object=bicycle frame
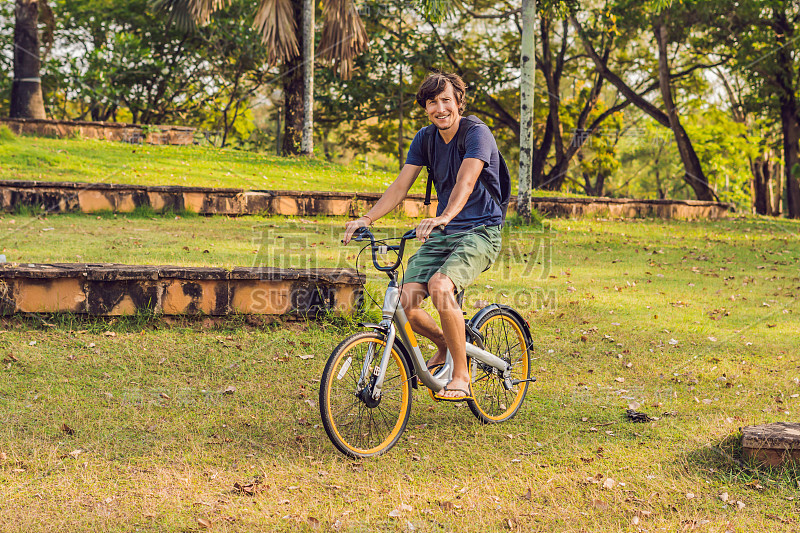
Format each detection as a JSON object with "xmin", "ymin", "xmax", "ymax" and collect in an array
[
  {"xmin": 349, "ymin": 226, "xmax": 512, "ymax": 400},
  {"xmin": 367, "ymin": 278, "xmax": 512, "ymax": 399}
]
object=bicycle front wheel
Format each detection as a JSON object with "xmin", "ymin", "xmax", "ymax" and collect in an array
[
  {"xmin": 319, "ymin": 331, "xmax": 413, "ymax": 458},
  {"xmin": 468, "ymin": 308, "xmax": 531, "ymax": 424}
]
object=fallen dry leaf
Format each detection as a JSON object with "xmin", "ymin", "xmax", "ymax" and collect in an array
[
  {"xmin": 602, "ymin": 478, "xmax": 616, "ymax": 490},
  {"xmin": 299, "ymin": 354, "xmax": 314, "ymax": 360},
  {"xmin": 439, "ymin": 501, "xmax": 455, "ymax": 511},
  {"xmin": 68, "ymin": 449, "xmax": 83, "ymax": 458},
  {"xmin": 0, "ymin": 452, "xmax": 7, "ymax": 461},
  {"xmin": 307, "ymin": 517, "xmax": 320, "ymax": 529},
  {"xmin": 521, "ymin": 488, "xmax": 532, "ymax": 501},
  {"xmin": 197, "ymin": 517, "xmax": 212, "ymax": 529},
  {"xmin": 103, "ymin": 331, "xmax": 116, "ymax": 337},
  {"xmin": 388, "ymin": 509, "xmax": 401, "ymax": 518},
  {"xmin": 719, "ymin": 492, "xmax": 729, "ymax": 502},
  {"xmin": 592, "ymin": 499, "xmax": 608, "ymax": 510},
  {"xmin": 233, "ymin": 481, "xmax": 266, "ymax": 496},
  {"xmin": 685, "ymin": 492, "xmax": 695, "ymax": 499},
  {"xmin": 223, "ymin": 386, "xmax": 236, "ymax": 395},
  {"xmin": 60, "ymin": 423, "xmax": 75, "ymax": 435}
]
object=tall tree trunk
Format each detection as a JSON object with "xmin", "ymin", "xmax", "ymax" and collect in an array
[
  {"xmin": 538, "ymin": 17, "xmax": 567, "ymax": 191},
  {"xmin": 778, "ymin": 99, "xmax": 800, "ymax": 218},
  {"xmin": 301, "ymin": 0, "xmax": 314, "ymax": 156},
  {"xmin": 398, "ymin": 70, "xmax": 404, "ymax": 170},
  {"xmin": 517, "ymin": 0, "xmax": 536, "ymax": 222},
  {"xmin": 654, "ymin": 22, "xmax": 714, "ymax": 201},
  {"xmin": 282, "ymin": 0, "xmax": 304, "ymax": 156},
  {"xmin": 10, "ymin": 0, "xmax": 46, "ymax": 119},
  {"xmin": 770, "ymin": 161, "xmax": 784, "ymax": 216},
  {"xmin": 772, "ymin": 8, "xmax": 800, "ymax": 218},
  {"xmin": 750, "ymin": 156, "xmax": 770, "ymax": 215}
]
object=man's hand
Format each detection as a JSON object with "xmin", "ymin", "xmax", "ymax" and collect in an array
[
  {"xmin": 416, "ymin": 216, "xmax": 449, "ymax": 242},
  {"xmin": 343, "ymin": 217, "xmax": 371, "ymax": 245}
]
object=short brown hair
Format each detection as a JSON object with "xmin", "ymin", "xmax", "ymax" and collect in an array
[{"xmin": 415, "ymin": 71, "xmax": 466, "ymax": 115}]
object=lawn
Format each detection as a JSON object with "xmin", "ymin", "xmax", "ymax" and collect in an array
[
  {"xmin": 0, "ymin": 130, "xmax": 405, "ymax": 193},
  {"xmin": 1, "ymin": 212, "xmax": 799, "ymax": 531},
  {"xmin": 0, "ymin": 130, "xmax": 593, "ymax": 199}
]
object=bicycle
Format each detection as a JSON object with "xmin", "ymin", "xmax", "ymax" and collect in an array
[{"xmin": 319, "ymin": 226, "xmax": 536, "ymax": 458}]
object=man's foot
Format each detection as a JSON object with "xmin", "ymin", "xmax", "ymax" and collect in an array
[
  {"xmin": 425, "ymin": 347, "xmax": 447, "ymax": 372},
  {"xmin": 434, "ymin": 377, "xmax": 473, "ymax": 401}
]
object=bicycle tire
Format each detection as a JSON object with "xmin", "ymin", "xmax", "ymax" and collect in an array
[
  {"xmin": 467, "ymin": 308, "xmax": 531, "ymax": 423},
  {"xmin": 319, "ymin": 331, "xmax": 413, "ymax": 458}
]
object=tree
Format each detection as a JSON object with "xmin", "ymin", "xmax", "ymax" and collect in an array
[
  {"xmin": 518, "ymin": 0, "xmax": 536, "ymax": 221},
  {"xmin": 708, "ymin": 0, "xmax": 800, "ymax": 218},
  {"xmin": 10, "ymin": 0, "xmax": 48, "ymax": 118},
  {"xmin": 44, "ymin": 0, "xmax": 272, "ymax": 146},
  {"xmin": 570, "ymin": 1, "xmax": 722, "ymax": 202},
  {"xmin": 154, "ymin": 0, "xmax": 368, "ymax": 155}
]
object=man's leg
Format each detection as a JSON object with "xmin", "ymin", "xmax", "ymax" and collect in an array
[
  {"xmin": 427, "ymin": 273, "xmax": 470, "ymax": 398},
  {"xmin": 399, "ymin": 282, "xmax": 448, "ymax": 368}
]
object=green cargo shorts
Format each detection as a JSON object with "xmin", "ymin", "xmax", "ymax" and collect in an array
[{"xmin": 402, "ymin": 225, "xmax": 502, "ymax": 293}]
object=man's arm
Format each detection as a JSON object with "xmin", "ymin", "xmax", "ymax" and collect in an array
[
  {"xmin": 343, "ymin": 163, "xmax": 423, "ymax": 244},
  {"xmin": 415, "ymin": 158, "xmax": 484, "ymax": 242}
]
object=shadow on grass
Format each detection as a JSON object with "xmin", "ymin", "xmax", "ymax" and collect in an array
[{"xmin": 684, "ymin": 431, "xmax": 800, "ymax": 491}]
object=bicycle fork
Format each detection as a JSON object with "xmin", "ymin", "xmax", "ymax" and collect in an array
[{"xmin": 367, "ymin": 282, "xmax": 402, "ymax": 400}]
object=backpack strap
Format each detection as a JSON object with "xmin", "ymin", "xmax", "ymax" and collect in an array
[
  {"xmin": 457, "ymin": 115, "xmax": 502, "ymax": 208},
  {"xmin": 423, "ymin": 124, "xmax": 437, "ymax": 206}
]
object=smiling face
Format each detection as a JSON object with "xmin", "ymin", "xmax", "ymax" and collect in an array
[{"xmin": 425, "ymin": 82, "xmax": 461, "ymax": 132}]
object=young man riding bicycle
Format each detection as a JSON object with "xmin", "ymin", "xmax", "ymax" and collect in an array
[{"xmin": 343, "ymin": 71, "xmax": 504, "ymax": 401}]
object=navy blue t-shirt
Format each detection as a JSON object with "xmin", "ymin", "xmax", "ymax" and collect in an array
[{"xmin": 405, "ymin": 119, "xmax": 503, "ymax": 233}]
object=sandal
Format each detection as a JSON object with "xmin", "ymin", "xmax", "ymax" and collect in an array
[{"xmin": 433, "ymin": 383, "xmax": 474, "ymax": 402}]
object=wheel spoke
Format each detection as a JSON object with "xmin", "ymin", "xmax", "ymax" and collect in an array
[
  {"xmin": 469, "ymin": 312, "xmax": 529, "ymax": 422},
  {"xmin": 322, "ymin": 334, "xmax": 410, "ymax": 456}
]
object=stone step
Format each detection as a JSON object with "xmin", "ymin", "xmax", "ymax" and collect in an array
[
  {"xmin": 741, "ymin": 422, "xmax": 800, "ymax": 467},
  {"xmin": 0, "ymin": 263, "xmax": 363, "ymax": 317},
  {"xmin": 1, "ymin": 117, "xmax": 194, "ymax": 145},
  {"xmin": 0, "ymin": 180, "xmax": 732, "ymax": 220}
]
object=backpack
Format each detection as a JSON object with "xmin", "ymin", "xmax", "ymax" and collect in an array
[{"xmin": 422, "ymin": 115, "xmax": 511, "ymax": 223}]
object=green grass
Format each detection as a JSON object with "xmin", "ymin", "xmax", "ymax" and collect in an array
[
  {"xmin": 1, "ymin": 213, "xmax": 800, "ymax": 531},
  {"xmin": 0, "ymin": 133, "xmax": 412, "ymax": 194},
  {"xmin": 0, "ymin": 131, "xmax": 593, "ymax": 199}
]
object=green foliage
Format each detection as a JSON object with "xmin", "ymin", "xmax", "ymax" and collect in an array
[
  {"xmin": 504, "ymin": 209, "xmax": 544, "ymax": 229},
  {"xmin": 35, "ymin": 0, "xmax": 273, "ymax": 147},
  {"xmin": 684, "ymin": 109, "xmax": 758, "ymax": 208},
  {"xmin": 0, "ymin": 126, "xmax": 17, "ymax": 143}
]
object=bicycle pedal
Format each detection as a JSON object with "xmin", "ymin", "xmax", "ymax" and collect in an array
[{"xmin": 508, "ymin": 377, "xmax": 537, "ymax": 389}]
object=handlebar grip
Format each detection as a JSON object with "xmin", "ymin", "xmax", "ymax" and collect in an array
[
  {"xmin": 402, "ymin": 228, "xmax": 417, "ymax": 240},
  {"xmin": 352, "ymin": 226, "xmax": 371, "ymax": 242}
]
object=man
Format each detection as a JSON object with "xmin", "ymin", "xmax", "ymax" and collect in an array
[{"xmin": 343, "ymin": 71, "xmax": 503, "ymax": 400}]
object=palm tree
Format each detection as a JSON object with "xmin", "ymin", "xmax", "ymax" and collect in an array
[
  {"xmin": 10, "ymin": 0, "xmax": 47, "ymax": 119},
  {"xmin": 153, "ymin": 0, "xmax": 368, "ymax": 155}
]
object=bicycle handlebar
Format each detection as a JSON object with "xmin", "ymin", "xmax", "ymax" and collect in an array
[{"xmin": 351, "ymin": 227, "xmax": 417, "ymax": 272}]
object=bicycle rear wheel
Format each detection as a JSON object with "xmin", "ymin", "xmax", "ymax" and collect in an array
[
  {"xmin": 319, "ymin": 331, "xmax": 412, "ymax": 458},
  {"xmin": 468, "ymin": 308, "xmax": 531, "ymax": 424}
]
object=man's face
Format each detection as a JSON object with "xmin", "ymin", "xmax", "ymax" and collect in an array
[{"xmin": 425, "ymin": 83, "xmax": 460, "ymax": 132}]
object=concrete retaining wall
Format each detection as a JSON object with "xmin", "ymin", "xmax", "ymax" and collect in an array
[
  {"xmin": 1, "ymin": 118, "xmax": 194, "ymax": 145},
  {"xmin": 0, "ymin": 263, "xmax": 364, "ymax": 317},
  {"xmin": 0, "ymin": 180, "xmax": 732, "ymax": 219}
]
